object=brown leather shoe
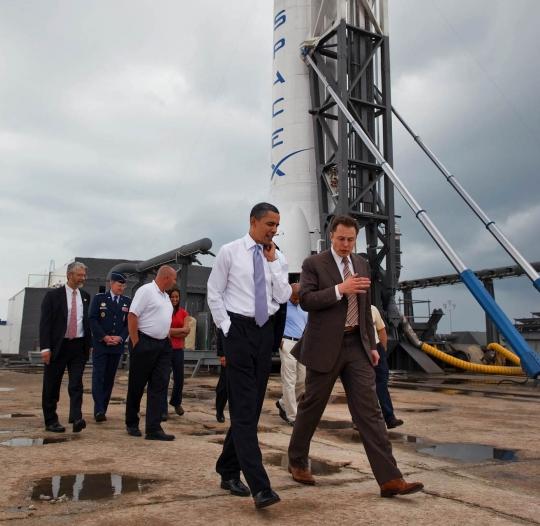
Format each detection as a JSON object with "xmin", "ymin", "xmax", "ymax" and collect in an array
[
  {"xmin": 288, "ymin": 464, "xmax": 315, "ymax": 485},
  {"xmin": 380, "ymin": 478, "xmax": 423, "ymax": 498}
]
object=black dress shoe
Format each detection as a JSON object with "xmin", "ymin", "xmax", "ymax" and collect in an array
[
  {"xmin": 126, "ymin": 426, "xmax": 142, "ymax": 437},
  {"xmin": 253, "ymin": 488, "xmax": 280, "ymax": 509},
  {"xmin": 220, "ymin": 478, "xmax": 251, "ymax": 497},
  {"xmin": 174, "ymin": 405, "xmax": 184, "ymax": 416},
  {"xmin": 145, "ymin": 430, "xmax": 175, "ymax": 441},
  {"xmin": 386, "ymin": 418, "xmax": 404, "ymax": 429},
  {"xmin": 216, "ymin": 412, "xmax": 225, "ymax": 423},
  {"xmin": 160, "ymin": 413, "xmax": 168, "ymax": 422},
  {"xmin": 45, "ymin": 422, "xmax": 65, "ymax": 433},
  {"xmin": 95, "ymin": 412, "xmax": 107, "ymax": 422},
  {"xmin": 275, "ymin": 401, "xmax": 289, "ymax": 423},
  {"xmin": 72, "ymin": 418, "xmax": 86, "ymax": 433}
]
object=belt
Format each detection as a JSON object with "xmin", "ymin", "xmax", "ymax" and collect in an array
[
  {"xmin": 227, "ymin": 311, "xmax": 276, "ymax": 325},
  {"xmin": 344, "ymin": 325, "xmax": 358, "ymax": 334},
  {"xmin": 283, "ymin": 336, "xmax": 300, "ymax": 342},
  {"xmin": 138, "ymin": 331, "xmax": 168, "ymax": 343}
]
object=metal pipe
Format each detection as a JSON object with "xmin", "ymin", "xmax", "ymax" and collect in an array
[
  {"xmin": 391, "ymin": 104, "xmax": 540, "ymax": 293},
  {"xmin": 304, "ymin": 51, "xmax": 540, "ymax": 378},
  {"xmin": 107, "ymin": 238, "xmax": 213, "ymax": 279}
]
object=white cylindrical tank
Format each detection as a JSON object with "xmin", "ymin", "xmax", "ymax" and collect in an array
[{"xmin": 270, "ymin": 0, "xmax": 319, "ymax": 273}]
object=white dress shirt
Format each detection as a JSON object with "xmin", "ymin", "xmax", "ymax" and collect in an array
[
  {"xmin": 65, "ymin": 284, "xmax": 84, "ymax": 338},
  {"xmin": 331, "ymin": 246, "xmax": 356, "ymax": 301},
  {"xmin": 129, "ymin": 280, "xmax": 173, "ymax": 339},
  {"xmin": 207, "ymin": 233, "xmax": 292, "ymax": 336}
]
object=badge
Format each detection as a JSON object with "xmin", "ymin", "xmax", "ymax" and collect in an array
[{"xmin": 101, "ymin": 312, "xmax": 106, "ymax": 318}]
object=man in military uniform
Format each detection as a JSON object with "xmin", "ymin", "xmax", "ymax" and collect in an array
[{"xmin": 89, "ymin": 271, "xmax": 131, "ymax": 422}]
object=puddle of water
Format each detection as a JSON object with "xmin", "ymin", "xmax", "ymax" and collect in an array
[
  {"xmin": 0, "ymin": 387, "xmax": 15, "ymax": 392},
  {"xmin": 31, "ymin": 473, "xmax": 156, "ymax": 501},
  {"xmin": 183, "ymin": 391, "xmax": 214, "ymax": 400},
  {"xmin": 0, "ymin": 413, "xmax": 36, "ymax": 419},
  {"xmin": 387, "ymin": 432, "xmax": 424, "ymax": 444},
  {"xmin": 108, "ymin": 398, "xmax": 125, "ymax": 405},
  {"xmin": 1, "ymin": 436, "xmax": 75, "ymax": 447},
  {"xmin": 418, "ymin": 443, "xmax": 518, "ymax": 462},
  {"xmin": 317, "ymin": 419, "xmax": 353, "ymax": 430},
  {"xmin": 264, "ymin": 453, "xmax": 342, "ymax": 475}
]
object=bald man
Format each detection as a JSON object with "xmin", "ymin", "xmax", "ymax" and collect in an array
[{"xmin": 125, "ymin": 266, "xmax": 177, "ymax": 441}]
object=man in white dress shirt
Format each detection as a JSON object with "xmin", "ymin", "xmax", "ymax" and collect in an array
[
  {"xmin": 207, "ymin": 202, "xmax": 291, "ymax": 509},
  {"xmin": 125, "ymin": 265, "xmax": 177, "ymax": 441}
]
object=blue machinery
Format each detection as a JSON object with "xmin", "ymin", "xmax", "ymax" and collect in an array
[{"xmin": 303, "ymin": 50, "xmax": 540, "ymax": 378}]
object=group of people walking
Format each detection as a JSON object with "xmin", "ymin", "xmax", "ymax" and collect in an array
[
  {"xmin": 39, "ymin": 201, "xmax": 424, "ymax": 510},
  {"xmin": 40, "ymin": 264, "xmax": 189, "ymax": 440}
]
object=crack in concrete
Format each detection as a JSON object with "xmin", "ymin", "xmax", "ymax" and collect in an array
[{"xmin": 422, "ymin": 489, "xmax": 540, "ymax": 525}]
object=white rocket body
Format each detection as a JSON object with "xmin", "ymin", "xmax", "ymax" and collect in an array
[
  {"xmin": 270, "ymin": 1, "xmax": 386, "ymax": 272},
  {"xmin": 270, "ymin": 1, "xmax": 319, "ymax": 273}
]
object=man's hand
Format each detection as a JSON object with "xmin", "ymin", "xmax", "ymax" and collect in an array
[
  {"xmin": 262, "ymin": 242, "xmax": 277, "ymax": 262},
  {"xmin": 219, "ymin": 356, "xmax": 226, "ymax": 367},
  {"xmin": 41, "ymin": 351, "xmax": 51, "ymax": 365},
  {"xmin": 370, "ymin": 349, "xmax": 380, "ymax": 366},
  {"xmin": 338, "ymin": 274, "xmax": 371, "ymax": 295}
]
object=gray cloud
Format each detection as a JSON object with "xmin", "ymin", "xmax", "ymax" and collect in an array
[{"xmin": 0, "ymin": 0, "xmax": 538, "ymax": 333}]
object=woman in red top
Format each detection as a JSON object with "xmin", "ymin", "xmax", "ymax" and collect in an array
[{"xmin": 162, "ymin": 287, "xmax": 190, "ymax": 419}]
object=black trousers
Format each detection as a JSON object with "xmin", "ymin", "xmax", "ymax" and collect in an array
[
  {"xmin": 215, "ymin": 314, "xmax": 274, "ymax": 495},
  {"xmin": 162, "ymin": 348, "xmax": 184, "ymax": 413},
  {"xmin": 42, "ymin": 338, "xmax": 87, "ymax": 426},
  {"xmin": 375, "ymin": 342, "xmax": 395, "ymax": 423},
  {"xmin": 215, "ymin": 365, "xmax": 228, "ymax": 415},
  {"xmin": 125, "ymin": 332, "xmax": 172, "ymax": 433}
]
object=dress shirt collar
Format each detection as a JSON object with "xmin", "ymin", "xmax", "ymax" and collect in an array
[
  {"xmin": 243, "ymin": 233, "xmax": 262, "ymax": 251},
  {"xmin": 65, "ymin": 284, "xmax": 79, "ymax": 295},
  {"xmin": 331, "ymin": 246, "xmax": 352, "ymax": 268}
]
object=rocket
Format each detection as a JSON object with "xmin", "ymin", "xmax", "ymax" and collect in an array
[
  {"xmin": 269, "ymin": 1, "xmax": 320, "ymax": 274},
  {"xmin": 269, "ymin": 1, "xmax": 378, "ymax": 272}
]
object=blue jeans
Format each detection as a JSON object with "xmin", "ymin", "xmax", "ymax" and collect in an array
[{"xmin": 374, "ymin": 343, "xmax": 395, "ymax": 423}]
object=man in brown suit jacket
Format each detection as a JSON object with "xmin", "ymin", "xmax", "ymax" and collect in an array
[{"xmin": 288, "ymin": 215, "xmax": 423, "ymax": 498}]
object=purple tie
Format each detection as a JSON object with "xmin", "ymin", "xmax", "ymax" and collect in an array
[{"xmin": 253, "ymin": 245, "xmax": 268, "ymax": 327}]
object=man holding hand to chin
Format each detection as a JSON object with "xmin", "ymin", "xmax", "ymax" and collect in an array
[
  {"xmin": 207, "ymin": 202, "xmax": 291, "ymax": 509},
  {"xmin": 287, "ymin": 215, "xmax": 424, "ymax": 498}
]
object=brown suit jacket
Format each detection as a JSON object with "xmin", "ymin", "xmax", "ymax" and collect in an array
[{"xmin": 291, "ymin": 250, "xmax": 376, "ymax": 373}]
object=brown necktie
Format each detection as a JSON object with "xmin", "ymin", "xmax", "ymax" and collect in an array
[
  {"xmin": 67, "ymin": 290, "xmax": 78, "ymax": 339},
  {"xmin": 342, "ymin": 257, "xmax": 358, "ymax": 327}
]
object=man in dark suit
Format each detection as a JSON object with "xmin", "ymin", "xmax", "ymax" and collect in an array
[
  {"xmin": 89, "ymin": 271, "xmax": 131, "ymax": 422},
  {"xmin": 40, "ymin": 261, "xmax": 92, "ymax": 433},
  {"xmin": 288, "ymin": 215, "xmax": 423, "ymax": 498}
]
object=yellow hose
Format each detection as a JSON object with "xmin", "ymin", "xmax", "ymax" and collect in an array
[
  {"xmin": 421, "ymin": 343, "xmax": 524, "ymax": 375},
  {"xmin": 486, "ymin": 342, "xmax": 521, "ymax": 365}
]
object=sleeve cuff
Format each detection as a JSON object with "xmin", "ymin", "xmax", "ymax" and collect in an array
[
  {"xmin": 220, "ymin": 318, "xmax": 231, "ymax": 337},
  {"xmin": 335, "ymin": 285, "xmax": 342, "ymax": 301},
  {"xmin": 41, "ymin": 349, "xmax": 50, "ymax": 353}
]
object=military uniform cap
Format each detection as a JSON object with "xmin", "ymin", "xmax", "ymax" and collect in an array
[{"xmin": 110, "ymin": 271, "xmax": 127, "ymax": 283}]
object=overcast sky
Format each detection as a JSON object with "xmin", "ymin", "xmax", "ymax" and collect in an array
[{"xmin": 0, "ymin": 0, "xmax": 538, "ymax": 333}]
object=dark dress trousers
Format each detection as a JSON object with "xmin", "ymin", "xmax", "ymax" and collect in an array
[
  {"xmin": 215, "ymin": 329, "xmax": 228, "ymax": 416},
  {"xmin": 289, "ymin": 250, "xmax": 402, "ymax": 485},
  {"xmin": 215, "ymin": 313, "xmax": 275, "ymax": 495},
  {"xmin": 89, "ymin": 292, "xmax": 131, "ymax": 416},
  {"xmin": 39, "ymin": 286, "xmax": 92, "ymax": 426}
]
